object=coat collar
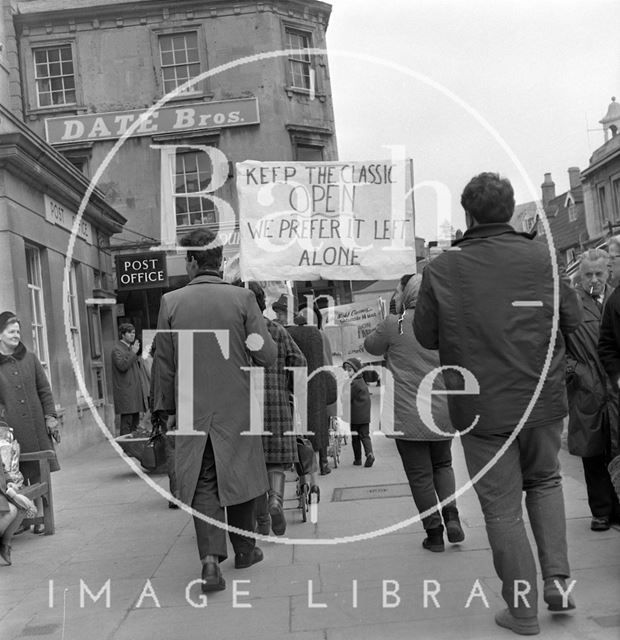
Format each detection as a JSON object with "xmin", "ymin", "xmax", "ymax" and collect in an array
[
  {"xmin": 0, "ymin": 341, "xmax": 26, "ymax": 364},
  {"xmin": 453, "ymin": 223, "xmax": 534, "ymax": 246},
  {"xmin": 187, "ymin": 273, "xmax": 226, "ymax": 286}
]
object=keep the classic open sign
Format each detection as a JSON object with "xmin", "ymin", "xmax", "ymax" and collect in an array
[{"xmin": 115, "ymin": 252, "xmax": 168, "ymax": 291}]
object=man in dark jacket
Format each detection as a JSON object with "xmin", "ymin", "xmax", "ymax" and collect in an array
[
  {"xmin": 111, "ymin": 323, "xmax": 146, "ymax": 435},
  {"xmin": 414, "ymin": 172, "xmax": 582, "ymax": 635},
  {"xmin": 343, "ymin": 357, "xmax": 374, "ymax": 467},
  {"xmin": 567, "ymin": 250, "xmax": 619, "ymax": 532}
]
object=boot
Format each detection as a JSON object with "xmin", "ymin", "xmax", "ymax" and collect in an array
[
  {"xmin": 255, "ymin": 492, "xmax": 270, "ymax": 535},
  {"xmin": 422, "ymin": 525, "xmax": 445, "ymax": 552},
  {"xmin": 442, "ymin": 508, "xmax": 465, "ymax": 543},
  {"xmin": 268, "ymin": 470, "xmax": 287, "ymax": 536}
]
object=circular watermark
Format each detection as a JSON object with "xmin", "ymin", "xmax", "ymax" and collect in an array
[{"xmin": 62, "ymin": 48, "xmax": 559, "ymax": 545}]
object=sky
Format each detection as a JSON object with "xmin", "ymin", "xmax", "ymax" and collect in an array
[{"xmin": 324, "ymin": 0, "xmax": 620, "ymax": 240}]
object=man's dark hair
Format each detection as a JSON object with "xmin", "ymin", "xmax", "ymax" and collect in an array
[
  {"xmin": 460, "ymin": 172, "xmax": 515, "ymax": 224},
  {"xmin": 118, "ymin": 322, "xmax": 135, "ymax": 339},
  {"xmin": 180, "ymin": 228, "xmax": 223, "ymax": 271}
]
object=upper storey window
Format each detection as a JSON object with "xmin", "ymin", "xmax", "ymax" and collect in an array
[
  {"xmin": 33, "ymin": 45, "xmax": 76, "ymax": 108},
  {"xmin": 159, "ymin": 32, "xmax": 201, "ymax": 94},
  {"xmin": 286, "ymin": 28, "xmax": 312, "ymax": 91}
]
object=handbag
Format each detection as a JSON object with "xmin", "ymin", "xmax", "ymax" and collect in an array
[
  {"xmin": 140, "ymin": 426, "xmax": 167, "ymax": 473},
  {"xmin": 295, "ymin": 436, "xmax": 317, "ymax": 476}
]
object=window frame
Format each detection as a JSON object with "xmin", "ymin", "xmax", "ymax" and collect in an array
[
  {"xmin": 67, "ymin": 262, "xmax": 84, "ymax": 376},
  {"xmin": 281, "ymin": 21, "xmax": 323, "ymax": 98},
  {"xmin": 598, "ymin": 184, "xmax": 608, "ymax": 226},
  {"xmin": 24, "ymin": 245, "xmax": 52, "ymax": 381},
  {"xmin": 612, "ymin": 176, "xmax": 620, "ymax": 223},
  {"xmin": 22, "ymin": 37, "xmax": 82, "ymax": 115},
  {"xmin": 150, "ymin": 25, "xmax": 209, "ymax": 100}
]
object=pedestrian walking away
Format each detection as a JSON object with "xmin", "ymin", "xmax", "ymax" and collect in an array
[
  {"xmin": 154, "ymin": 229, "xmax": 277, "ymax": 593},
  {"xmin": 413, "ymin": 172, "xmax": 582, "ymax": 634},
  {"xmin": 566, "ymin": 249, "xmax": 620, "ymax": 532},
  {"xmin": 341, "ymin": 357, "xmax": 375, "ymax": 469},
  {"xmin": 364, "ymin": 275, "xmax": 464, "ymax": 553}
]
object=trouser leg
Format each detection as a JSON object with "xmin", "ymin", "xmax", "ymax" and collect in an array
[
  {"xmin": 119, "ymin": 413, "xmax": 139, "ymax": 436},
  {"xmin": 355, "ymin": 423, "xmax": 373, "ymax": 456},
  {"xmin": 462, "ymin": 431, "xmax": 538, "ymax": 617},
  {"xmin": 395, "ymin": 438, "xmax": 442, "ymax": 530},
  {"xmin": 226, "ymin": 499, "xmax": 257, "ymax": 556},
  {"xmin": 581, "ymin": 455, "xmax": 615, "ymax": 518},
  {"xmin": 351, "ymin": 430, "xmax": 362, "ymax": 460},
  {"xmin": 520, "ymin": 424, "xmax": 570, "ymax": 580},
  {"xmin": 192, "ymin": 437, "xmax": 228, "ymax": 561}
]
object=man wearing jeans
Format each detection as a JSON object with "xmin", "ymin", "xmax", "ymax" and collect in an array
[{"xmin": 414, "ymin": 172, "xmax": 582, "ymax": 635}]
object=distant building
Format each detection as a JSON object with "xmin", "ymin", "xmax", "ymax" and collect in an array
[
  {"xmin": 582, "ymin": 96, "xmax": 620, "ymax": 243},
  {"xmin": 512, "ymin": 168, "xmax": 588, "ymax": 272}
]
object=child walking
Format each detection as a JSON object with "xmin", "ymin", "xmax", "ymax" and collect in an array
[{"xmin": 343, "ymin": 358, "xmax": 375, "ymax": 467}]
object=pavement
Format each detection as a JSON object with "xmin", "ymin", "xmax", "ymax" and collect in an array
[{"xmin": 1, "ymin": 387, "xmax": 619, "ymax": 640}]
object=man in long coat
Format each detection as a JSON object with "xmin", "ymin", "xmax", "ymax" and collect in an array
[
  {"xmin": 155, "ymin": 229, "xmax": 277, "ymax": 593},
  {"xmin": 567, "ymin": 250, "xmax": 620, "ymax": 532},
  {"xmin": 111, "ymin": 323, "xmax": 146, "ymax": 435}
]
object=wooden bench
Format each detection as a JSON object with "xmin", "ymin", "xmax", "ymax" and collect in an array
[{"xmin": 18, "ymin": 450, "xmax": 56, "ymax": 535}]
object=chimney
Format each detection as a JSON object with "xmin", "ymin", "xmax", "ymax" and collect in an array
[
  {"xmin": 541, "ymin": 173, "xmax": 556, "ymax": 208},
  {"xmin": 568, "ymin": 167, "xmax": 581, "ymax": 191}
]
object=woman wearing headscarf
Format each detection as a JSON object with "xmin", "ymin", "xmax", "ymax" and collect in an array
[
  {"xmin": 364, "ymin": 275, "xmax": 465, "ymax": 552},
  {"xmin": 0, "ymin": 312, "xmax": 59, "ymax": 534}
]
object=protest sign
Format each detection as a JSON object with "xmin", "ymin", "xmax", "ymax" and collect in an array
[
  {"xmin": 236, "ymin": 159, "xmax": 415, "ymax": 280},
  {"xmin": 323, "ymin": 299, "xmax": 384, "ymax": 364}
]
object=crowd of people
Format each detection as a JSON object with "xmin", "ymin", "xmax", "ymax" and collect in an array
[{"xmin": 1, "ymin": 171, "xmax": 619, "ymax": 636}]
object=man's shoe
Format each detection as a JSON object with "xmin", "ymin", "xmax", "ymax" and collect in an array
[
  {"xmin": 234, "ymin": 547, "xmax": 264, "ymax": 569},
  {"xmin": 543, "ymin": 577, "xmax": 576, "ymax": 611},
  {"xmin": 320, "ymin": 464, "xmax": 331, "ymax": 475},
  {"xmin": 422, "ymin": 525, "xmax": 445, "ymax": 552},
  {"xmin": 494, "ymin": 609, "xmax": 540, "ymax": 635},
  {"xmin": 591, "ymin": 516, "xmax": 610, "ymax": 531},
  {"xmin": 364, "ymin": 453, "xmax": 375, "ymax": 468},
  {"xmin": 445, "ymin": 516, "xmax": 465, "ymax": 543},
  {"xmin": 201, "ymin": 561, "xmax": 225, "ymax": 592},
  {"xmin": 353, "ymin": 459, "xmax": 362, "ymax": 466}
]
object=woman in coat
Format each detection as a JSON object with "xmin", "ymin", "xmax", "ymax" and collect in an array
[
  {"xmin": 364, "ymin": 275, "xmax": 464, "ymax": 552},
  {"xmin": 245, "ymin": 283, "xmax": 307, "ymax": 536},
  {"xmin": 0, "ymin": 312, "xmax": 59, "ymax": 480},
  {"xmin": 272, "ymin": 295, "xmax": 337, "ymax": 477},
  {"xmin": 0, "ymin": 312, "xmax": 59, "ymax": 535}
]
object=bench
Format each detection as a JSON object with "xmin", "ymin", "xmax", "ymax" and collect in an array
[{"xmin": 18, "ymin": 450, "xmax": 56, "ymax": 535}]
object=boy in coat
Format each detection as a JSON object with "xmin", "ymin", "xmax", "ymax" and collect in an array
[{"xmin": 343, "ymin": 358, "xmax": 374, "ymax": 467}]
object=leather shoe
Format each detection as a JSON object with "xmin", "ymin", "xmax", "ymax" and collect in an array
[
  {"xmin": 320, "ymin": 463, "xmax": 331, "ymax": 475},
  {"xmin": 201, "ymin": 561, "xmax": 225, "ymax": 592},
  {"xmin": 353, "ymin": 459, "xmax": 362, "ymax": 466},
  {"xmin": 494, "ymin": 609, "xmax": 540, "ymax": 635},
  {"xmin": 591, "ymin": 516, "xmax": 610, "ymax": 531},
  {"xmin": 0, "ymin": 543, "xmax": 12, "ymax": 565},
  {"xmin": 543, "ymin": 577, "xmax": 576, "ymax": 611},
  {"xmin": 234, "ymin": 546, "xmax": 263, "ymax": 569},
  {"xmin": 364, "ymin": 453, "xmax": 375, "ymax": 468}
]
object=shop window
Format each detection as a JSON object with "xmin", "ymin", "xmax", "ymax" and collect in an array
[
  {"xmin": 33, "ymin": 44, "xmax": 76, "ymax": 108},
  {"xmin": 158, "ymin": 32, "xmax": 201, "ymax": 95},
  {"xmin": 175, "ymin": 149, "xmax": 217, "ymax": 227},
  {"xmin": 285, "ymin": 27, "xmax": 313, "ymax": 91},
  {"xmin": 67, "ymin": 263, "xmax": 84, "ymax": 375},
  {"xmin": 25, "ymin": 245, "xmax": 51, "ymax": 379}
]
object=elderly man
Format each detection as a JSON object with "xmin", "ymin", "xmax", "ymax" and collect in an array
[
  {"xmin": 566, "ymin": 250, "xmax": 619, "ymax": 532},
  {"xmin": 155, "ymin": 229, "xmax": 277, "ymax": 593},
  {"xmin": 414, "ymin": 172, "xmax": 582, "ymax": 635},
  {"xmin": 111, "ymin": 323, "xmax": 146, "ymax": 435}
]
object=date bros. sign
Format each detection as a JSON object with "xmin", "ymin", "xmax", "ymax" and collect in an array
[{"xmin": 115, "ymin": 252, "xmax": 168, "ymax": 290}]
